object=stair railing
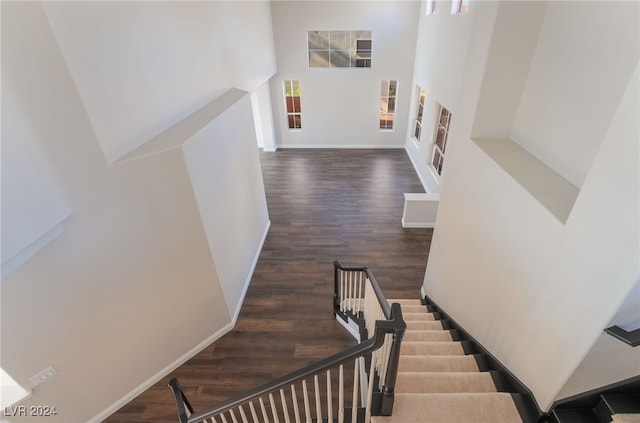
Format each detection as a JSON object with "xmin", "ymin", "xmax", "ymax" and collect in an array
[
  {"xmin": 333, "ymin": 260, "xmax": 405, "ymax": 416},
  {"xmin": 169, "ymin": 262, "xmax": 405, "ymax": 423}
]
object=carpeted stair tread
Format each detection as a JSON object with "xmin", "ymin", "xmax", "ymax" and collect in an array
[
  {"xmin": 406, "ymin": 319, "xmax": 444, "ymax": 330},
  {"xmin": 403, "ymin": 330, "xmax": 454, "ymax": 342},
  {"xmin": 370, "ymin": 393, "xmax": 523, "ymax": 423},
  {"xmin": 398, "ymin": 355, "xmax": 479, "ymax": 372},
  {"xmin": 388, "ymin": 299, "xmax": 423, "ymax": 306},
  {"xmin": 400, "ymin": 304, "xmax": 429, "ymax": 313},
  {"xmin": 613, "ymin": 415, "xmax": 640, "ymax": 423},
  {"xmin": 396, "ymin": 372, "xmax": 497, "ymax": 393},
  {"xmin": 401, "ymin": 341, "xmax": 465, "ymax": 355},
  {"xmin": 403, "ymin": 312, "xmax": 436, "ymax": 321}
]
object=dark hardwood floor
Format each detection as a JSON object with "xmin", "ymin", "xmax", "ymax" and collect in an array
[{"xmin": 104, "ymin": 148, "xmax": 432, "ymax": 423}]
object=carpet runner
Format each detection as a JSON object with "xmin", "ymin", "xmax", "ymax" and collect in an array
[{"xmin": 371, "ymin": 299, "xmax": 523, "ymax": 423}]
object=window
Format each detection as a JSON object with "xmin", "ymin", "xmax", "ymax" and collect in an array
[
  {"xmin": 283, "ymin": 80, "xmax": 302, "ymax": 130},
  {"xmin": 451, "ymin": 0, "xmax": 469, "ymax": 14},
  {"xmin": 431, "ymin": 104, "xmax": 451, "ymax": 175},
  {"xmin": 379, "ymin": 80, "xmax": 397, "ymax": 130},
  {"xmin": 308, "ymin": 31, "xmax": 372, "ymax": 68},
  {"xmin": 413, "ymin": 87, "xmax": 427, "ymax": 141},
  {"xmin": 426, "ymin": 0, "xmax": 436, "ymax": 15}
]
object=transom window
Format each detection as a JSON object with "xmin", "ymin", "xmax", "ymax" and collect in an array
[
  {"xmin": 283, "ymin": 80, "xmax": 302, "ymax": 130},
  {"xmin": 431, "ymin": 104, "xmax": 451, "ymax": 176},
  {"xmin": 451, "ymin": 0, "xmax": 469, "ymax": 14},
  {"xmin": 308, "ymin": 31, "xmax": 372, "ymax": 68},
  {"xmin": 426, "ymin": 0, "xmax": 437, "ymax": 15},
  {"xmin": 413, "ymin": 86, "xmax": 427, "ymax": 140},
  {"xmin": 379, "ymin": 80, "xmax": 397, "ymax": 130}
]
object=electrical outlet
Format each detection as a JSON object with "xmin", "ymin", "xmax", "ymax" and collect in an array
[{"xmin": 30, "ymin": 366, "xmax": 56, "ymax": 386}]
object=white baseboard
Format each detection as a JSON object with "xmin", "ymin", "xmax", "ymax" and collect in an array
[
  {"xmin": 91, "ymin": 219, "xmax": 271, "ymax": 423},
  {"xmin": 89, "ymin": 321, "xmax": 234, "ymax": 423},
  {"xmin": 277, "ymin": 144, "xmax": 404, "ymax": 149},
  {"xmin": 230, "ymin": 219, "xmax": 271, "ymax": 323},
  {"xmin": 401, "ymin": 217, "xmax": 435, "ymax": 228}
]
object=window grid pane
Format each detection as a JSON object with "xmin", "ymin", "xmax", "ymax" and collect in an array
[
  {"xmin": 413, "ymin": 87, "xmax": 427, "ymax": 141},
  {"xmin": 380, "ymin": 80, "xmax": 397, "ymax": 130},
  {"xmin": 284, "ymin": 80, "xmax": 302, "ymax": 130},
  {"xmin": 430, "ymin": 104, "xmax": 451, "ymax": 176},
  {"xmin": 308, "ymin": 30, "xmax": 371, "ymax": 68}
]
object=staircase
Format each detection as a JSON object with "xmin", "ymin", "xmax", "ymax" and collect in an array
[
  {"xmin": 371, "ymin": 299, "xmax": 526, "ymax": 423},
  {"xmin": 550, "ymin": 392, "xmax": 640, "ymax": 423},
  {"xmin": 168, "ymin": 262, "xmax": 545, "ymax": 423}
]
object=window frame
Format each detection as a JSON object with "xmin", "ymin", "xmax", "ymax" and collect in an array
[
  {"xmin": 430, "ymin": 103, "xmax": 451, "ymax": 176},
  {"xmin": 426, "ymin": 0, "xmax": 436, "ymax": 15},
  {"xmin": 307, "ymin": 30, "xmax": 372, "ymax": 69},
  {"xmin": 451, "ymin": 0, "xmax": 469, "ymax": 14},
  {"xmin": 413, "ymin": 86, "xmax": 427, "ymax": 142},
  {"xmin": 379, "ymin": 80, "xmax": 397, "ymax": 131},
  {"xmin": 283, "ymin": 80, "xmax": 302, "ymax": 131}
]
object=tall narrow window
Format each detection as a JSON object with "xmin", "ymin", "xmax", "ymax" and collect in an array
[
  {"xmin": 426, "ymin": 0, "xmax": 437, "ymax": 15},
  {"xmin": 413, "ymin": 87, "xmax": 427, "ymax": 141},
  {"xmin": 283, "ymin": 80, "xmax": 302, "ymax": 130},
  {"xmin": 431, "ymin": 104, "xmax": 451, "ymax": 175},
  {"xmin": 451, "ymin": 0, "xmax": 469, "ymax": 14},
  {"xmin": 379, "ymin": 80, "xmax": 397, "ymax": 130}
]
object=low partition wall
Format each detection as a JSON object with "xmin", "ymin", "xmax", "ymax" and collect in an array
[{"xmin": 401, "ymin": 193, "xmax": 440, "ymax": 228}]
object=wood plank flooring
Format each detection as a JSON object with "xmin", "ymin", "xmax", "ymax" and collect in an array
[{"xmin": 104, "ymin": 149, "xmax": 432, "ymax": 423}]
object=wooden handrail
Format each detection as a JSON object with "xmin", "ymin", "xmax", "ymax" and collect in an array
[
  {"xmin": 171, "ymin": 307, "xmax": 404, "ymax": 423},
  {"xmin": 170, "ymin": 262, "xmax": 406, "ymax": 423}
]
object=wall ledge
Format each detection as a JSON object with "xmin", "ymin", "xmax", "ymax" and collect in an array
[
  {"xmin": 472, "ymin": 138, "xmax": 579, "ymax": 224},
  {"xmin": 113, "ymin": 88, "xmax": 249, "ymax": 165}
]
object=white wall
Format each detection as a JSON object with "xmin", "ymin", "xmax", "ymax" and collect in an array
[
  {"xmin": 183, "ymin": 94, "xmax": 270, "ymax": 322},
  {"xmin": 269, "ymin": 1, "xmax": 419, "ymax": 148},
  {"xmin": 1, "ymin": 2, "xmax": 274, "ymax": 421},
  {"xmin": 251, "ymin": 80, "xmax": 278, "ymax": 152},
  {"xmin": 405, "ymin": 0, "xmax": 476, "ymax": 193},
  {"xmin": 422, "ymin": 0, "xmax": 639, "ymax": 411},
  {"xmin": 557, "ymin": 281, "xmax": 640, "ymax": 401},
  {"xmin": 41, "ymin": 1, "xmax": 276, "ymax": 164},
  {"xmin": 512, "ymin": 1, "xmax": 639, "ymax": 188},
  {"xmin": 1, "ymin": 83, "xmax": 74, "ymax": 276}
]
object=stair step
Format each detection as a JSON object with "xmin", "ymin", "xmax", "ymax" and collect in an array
[
  {"xmin": 370, "ymin": 393, "xmax": 523, "ymax": 423},
  {"xmin": 398, "ymin": 355, "xmax": 479, "ymax": 372},
  {"xmin": 551, "ymin": 408, "xmax": 600, "ymax": 423},
  {"xmin": 400, "ymin": 341, "xmax": 465, "ymax": 356},
  {"xmin": 612, "ymin": 415, "xmax": 640, "ymax": 423},
  {"xmin": 399, "ymin": 304, "xmax": 429, "ymax": 313},
  {"xmin": 395, "ymin": 372, "xmax": 497, "ymax": 393},
  {"xmin": 402, "ymin": 312, "xmax": 436, "ymax": 321},
  {"xmin": 388, "ymin": 299, "xmax": 423, "ymax": 306},
  {"xmin": 403, "ymin": 330, "xmax": 455, "ymax": 342},
  {"xmin": 405, "ymin": 320, "xmax": 444, "ymax": 330},
  {"xmin": 596, "ymin": 393, "xmax": 640, "ymax": 421}
]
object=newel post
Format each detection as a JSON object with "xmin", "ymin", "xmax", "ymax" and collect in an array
[{"xmin": 380, "ymin": 303, "xmax": 406, "ymax": 416}]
